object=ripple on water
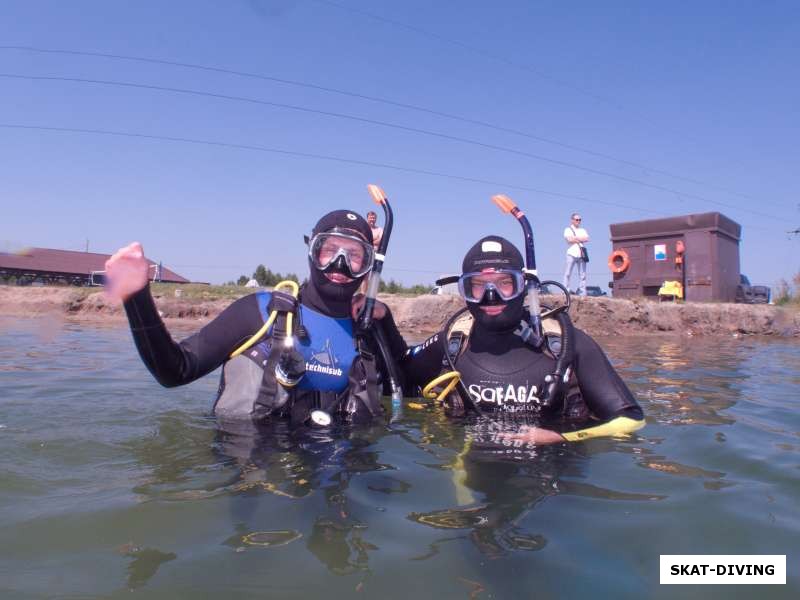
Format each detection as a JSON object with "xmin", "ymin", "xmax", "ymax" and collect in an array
[{"xmin": 1, "ymin": 323, "xmax": 799, "ymax": 598}]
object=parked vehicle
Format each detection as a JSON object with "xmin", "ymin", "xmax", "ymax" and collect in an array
[
  {"xmin": 586, "ymin": 286, "xmax": 608, "ymax": 297},
  {"xmin": 540, "ymin": 284, "xmax": 606, "ymax": 297},
  {"xmin": 540, "ymin": 283, "xmax": 555, "ymax": 295},
  {"xmin": 430, "ymin": 283, "xmax": 459, "ymax": 296},
  {"xmin": 735, "ymin": 274, "xmax": 770, "ymax": 304}
]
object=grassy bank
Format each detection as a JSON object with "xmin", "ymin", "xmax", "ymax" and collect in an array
[{"xmin": 149, "ymin": 283, "xmax": 251, "ymax": 301}]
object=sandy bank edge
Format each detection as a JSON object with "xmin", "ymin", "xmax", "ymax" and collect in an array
[{"xmin": 1, "ymin": 286, "xmax": 797, "ymax": 338}]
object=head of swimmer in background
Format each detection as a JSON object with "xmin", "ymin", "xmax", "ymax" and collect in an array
[
  {"xmin": 307, "ymin": 210, "xmax": 375, "ymax": 303},
  {"xmin": 461, "ymin": 235, "xmax": 526, "ymax": 332}
]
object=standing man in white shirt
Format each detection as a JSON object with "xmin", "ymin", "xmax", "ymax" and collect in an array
[{"xmin": 563, "ymin": 213, "xmax": 589, "ymax": 296}]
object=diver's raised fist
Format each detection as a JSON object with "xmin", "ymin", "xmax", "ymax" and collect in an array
[{"xmin": 104, "ymin": 242, "xmax": 150, "ymax": 301}]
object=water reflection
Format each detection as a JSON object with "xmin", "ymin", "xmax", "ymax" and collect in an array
[
  {"xmin": 307, "ymin": 518, "xmax": 376, "ymax": 575},
  {"xmin": 4, "ymin": 320, "xmax": 800, "ymax": 598},
  {"xmin": 405, "ymin": 409, "xmax": 664, "ymax": 559},
  {"xmin": 223, "ymin": 527, "xmax": 303, "ymax": 548},
  {"xmin": 129, "ymin": 415, "xmax": 394, "ymax": 578},
  {"xmin": 610, "ymin": 335, "xmax": 746, "ymax": 427},
  {"xmin": 116, "ymin": 543, "xmax": 177, "ymax": 590}
]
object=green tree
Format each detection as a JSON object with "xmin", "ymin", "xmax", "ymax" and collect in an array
[
  {"xmin": 253, "ymin": 265, "xmax": 270, "ymax": 287},
  {"xmin": 378, "ymin": 279, "xmax": 432, "ymax": 295},
  {"xmin": 237, "ymin": 275, "xmax": 249, "ymax": 286},
  {"xmin": 252, "ymin": 267, "xmax": 300, "ymax": 287}
]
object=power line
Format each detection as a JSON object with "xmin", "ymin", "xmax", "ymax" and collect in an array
[
  {"xmin": 0, "ymin": 122, "xmax": 778, "ymax": 235},
  {"xmin": 310, "ymin": 0, "xmax": 767, "ymax": 184},
  {"xmin": 309, "ymin": 0, "xmax": 620, "ymax": 107},
  {"xmin": 0, "ymin": 122, "xmax": 666, "ymax": 216},
  {"xmin": 0, "ymin": 45, "xmax": 774, "ymax": 208},
  {"xmin": 1, "ymin": 72, "xmax": 784, "ymax": 223}
]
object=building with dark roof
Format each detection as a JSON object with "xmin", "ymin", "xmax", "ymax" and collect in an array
[{"xmin": 0, "ymin": 247, "xmax": 189, "ymax": 286}]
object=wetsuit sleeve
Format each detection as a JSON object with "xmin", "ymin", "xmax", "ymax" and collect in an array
[
  {"xmin": 379, "ymin": 306, "xmax": 408, "ymax": 360},
  {"xmin": 372, "ymin": 307, "xmax": 410, "ymax": 394},
  {"xmin": 399, "ymin": 331, "xmax": 446, "ymax": 391},
  {"xmin": 123, "ymin": 285, "xmax": 263, "ymax": 387},
  {"xmin": 570, "ymin": 328, "xmax": 644, "ymax": 422}
]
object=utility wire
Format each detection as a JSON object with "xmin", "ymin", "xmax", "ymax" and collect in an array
[
  {"xmin": 0, "ymin": 122, "xmax": 776, "ymax": 235},
  {"xmin": 309, "ymin": 0, "xmax": 619, "ymax": 107},
  {"xmin": 0, "ymin": 45, "xmax": 773, "ymax": 207},
  {"xmin": 0, "ymin": 122, "xmax": 665, "ymax": 216},
  {"xmin": 0, "ymin": 72, "xmax": 784, "ymax": 223},
  {"xmin": 311, "ymin": 0, "xmax": 770, "ymax": 186}
]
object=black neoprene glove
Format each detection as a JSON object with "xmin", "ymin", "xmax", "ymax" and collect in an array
[
  {"xmin": 268, "ymin": 290, "xmax": 298, "ymax": 314},
  {"xmin": 275, "ymin": 347, "xmax": 306, "ymax": 387}
]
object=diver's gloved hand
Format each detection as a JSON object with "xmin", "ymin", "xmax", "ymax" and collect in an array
[
  {"xmin": 268, "ymin": 290, "xmax": 298, "ymax": 314},
  {"xmin": 275, "ymin": 348, "xmax": 306, "ymax": 387}
]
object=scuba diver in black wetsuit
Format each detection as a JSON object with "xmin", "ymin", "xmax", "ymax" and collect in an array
[
  {"xmin": 401, "ymin": 234, "xmax": 644, "ymax": 445},
  {"xmin": 105, "ymin": 208, "xmax": 407, "ymax": 427}
]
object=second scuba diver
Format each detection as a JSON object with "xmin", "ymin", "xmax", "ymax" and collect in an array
[
  {"xmin": 401, "ymin": 235, "xmax": 644, "ymax": 445},
  {"xmin": 105, "ymin": 209, "xmax": 407, "ymax": 426}
]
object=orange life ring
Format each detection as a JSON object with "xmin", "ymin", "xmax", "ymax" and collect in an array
[{"xmin": 608, "ymin": 249, "xmax": 630, "ymax": 273}]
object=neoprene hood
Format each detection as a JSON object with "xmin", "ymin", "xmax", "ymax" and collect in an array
[
  {"xmin": 306, "ymin": 210, "xmax": 373, "ymax": 311},
  {"xmin": 462, "ymin": 235, "xmax": 526, "ymax": 332}
]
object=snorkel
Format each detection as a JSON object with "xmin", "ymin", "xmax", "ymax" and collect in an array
[
  {"xmin": 358, "ymin": 184, "xmax": 403, "ymax": 417},
  {"xmin": 490, "ymin": 194, "xmax": 575, "ymax": 408},
  {"xmin": 491, "ymin": 194, "xmax": 544, "ymax": 347},
  {"xmin": 359, "ymin": 184, "xmax": 393, "ymax": 331}
]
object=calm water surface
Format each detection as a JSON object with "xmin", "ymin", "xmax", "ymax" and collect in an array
[{"xmin": 1, "ymin": 316, "xmax": 798, "ymax": 599}]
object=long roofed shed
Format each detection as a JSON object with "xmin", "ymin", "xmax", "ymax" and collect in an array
[{"xmin": 0, "ymin": 247, "xmax": 189, "ymax": 285}]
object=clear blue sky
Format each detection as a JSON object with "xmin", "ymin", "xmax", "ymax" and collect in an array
[{"xmin": 1, "ymin": 0, "xmax": 798, "ymax": 288}]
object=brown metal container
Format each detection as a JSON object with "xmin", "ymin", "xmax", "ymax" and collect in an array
[{"xmin": 609, "ymin": 212, "xmax": 741, "ymax": 302}]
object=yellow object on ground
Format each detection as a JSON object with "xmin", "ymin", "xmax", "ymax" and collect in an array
[{"xmin": 658, "ymin": 280, "xmax": 683, "ymax": 300}]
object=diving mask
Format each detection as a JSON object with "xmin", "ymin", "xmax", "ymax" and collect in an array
[
  {"xmin": 458, "ymin": 269, "xmax": 526, "ymax": 304},
  {"xmin": 308, "ymin": 230, "xmax": 374, "ymax": 279}
]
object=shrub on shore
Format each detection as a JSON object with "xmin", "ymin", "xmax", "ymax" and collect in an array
[{"xmin": 773, "ymin": 272, "xmax": 800, "ymax": 306}]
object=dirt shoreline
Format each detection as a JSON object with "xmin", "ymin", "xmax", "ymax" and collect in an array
[{"xmin": 1, "ymin": 286, "xmax": 798, "ymax": 338}]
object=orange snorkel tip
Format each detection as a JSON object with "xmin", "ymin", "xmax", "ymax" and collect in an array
[
  {"xmin": 491, "ymin": 194, "xmax": 517, "ymax": 214},
  {"xmin": 367, "ymin": 184, "xmax": 388, "ymax": 205}
]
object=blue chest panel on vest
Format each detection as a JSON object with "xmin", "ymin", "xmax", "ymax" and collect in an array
[{"xmin": 257, "ymin": 292, "xmax": 356, "ymax": 393}]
